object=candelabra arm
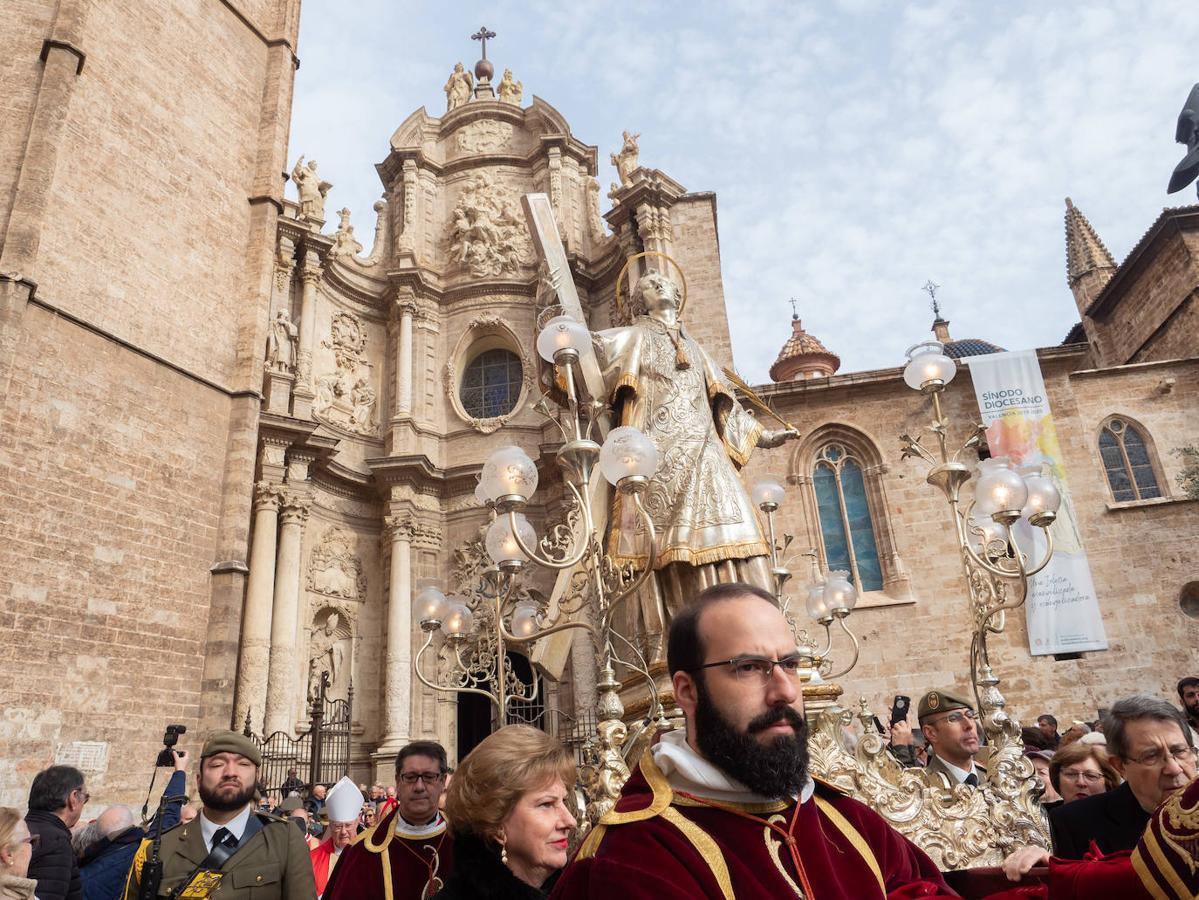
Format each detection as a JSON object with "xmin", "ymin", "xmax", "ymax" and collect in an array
[
  {"xmin": 600, "ymin": 490, "xmax": 658, "ymax": 634},
  {"xmin": 825, "ymin": 614, "xmax": 860, "ymax": 680},
  {"xmin": 500, "ymin": 618, "xmax": 597, "ymax": 645},
  {"xmin": 508, "ymin": 488, "xmax": 591, "ymax": 571},
  {"xmin": 413, "ymin": 631, "xmax": 500, "ymax": 706},
  {"xmin": 607, "ymin": 627, "xmax": 664, "ymax": 724},
  {"xmin": 929, "ymin": 389, "xmax": 950, "ymax": 464},
  {"xmin": 816, "ymin": 619, "xmax": 835, "ymax": 659},
  {"xmin": 958, "ymin": 502, "xmax": 1056, "ymax": 583}
]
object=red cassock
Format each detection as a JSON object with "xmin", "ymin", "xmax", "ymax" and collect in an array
[
  {"xmin": 550, "ymin": 753, "xmax": 958, "ymax": 900},
  {"xmin": 321, "ymin": 805, "xmax": 455, "ymax": 900},
  {"xmin": 310, "ymin": 838, "xmax": 340, "ymax": 897}
]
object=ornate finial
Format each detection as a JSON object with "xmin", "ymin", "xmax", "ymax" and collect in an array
[
  {"xmin": 789, "ymin": 297, "xmax": 799, "ymax": 321},
  {"xmin": 472, "ymin": 26, "xmax": 497, "ymax": 82},
  {"xmin": 922, "ymin": 280, "xmax": 942, "ymax": 319}
]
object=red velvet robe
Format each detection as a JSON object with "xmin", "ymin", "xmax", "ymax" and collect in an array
[
  {"xmin": 321, "ymin": 806, "xmax": 454, "ymax": 900},
  {"xmin": 550, "ymin": 754, "xmax": 957, "ymax": 899}
]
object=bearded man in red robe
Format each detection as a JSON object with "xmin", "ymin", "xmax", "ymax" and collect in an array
[
  {"xmin": 551, "ymin": 583, "xmax": 957, "ymax": 900},
  {"xmin": 323, "ymin": 741, "xmax": 454, "ymax": 900}
]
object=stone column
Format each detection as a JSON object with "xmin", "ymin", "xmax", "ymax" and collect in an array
[
  {"xmin": 293, "ymin": 256, "xmax": 322, "ymax": 415},
  {"xmin": 392, "ymin": 298, "xmax": 415, "ymax": 421},
  {"xmin": 233, "ymin": 482, "xmax": 283, "ymax": 731},
  {"xmin": 264, "ymin": 493, "xmax": 309, "ymax": 735},
  {"xmin": 376, "ymin": 515, "xmax": 414, "ymax": 753}
]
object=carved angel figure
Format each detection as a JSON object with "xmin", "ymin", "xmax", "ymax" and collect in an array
[
  {"xmin": 498, "ymin": 68, "xmax": 523, "ymax": 105},
  {"xmin": 330, "ymin": 207, "xmax": 363, "ymax": 258},
  {"xmin": 444, "ymin": 62, "xmax": 473, "ymax": 111},
  {"xmin": 291, "ymin": 156, "xmax": 332, "ymax": 222},
  {"xmin": 610, "ymin": 131, "xmax": 641, "ymax": 185},
  {"xmin": 594, "ymin": 271, "xmax": 798, "ymax": 662}
]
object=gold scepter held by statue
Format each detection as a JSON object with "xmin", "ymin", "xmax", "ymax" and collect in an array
[{"xmin": 721, "ymin": 366, "xmax": 800, "ymax": 433}]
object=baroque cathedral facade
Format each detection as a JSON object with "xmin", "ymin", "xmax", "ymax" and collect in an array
[{"xmin": 1, "ymin": 0, "xmax": 1195, "ymax": 804}]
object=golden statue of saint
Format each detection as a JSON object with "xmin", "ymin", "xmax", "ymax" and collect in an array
[{"xmin": 594, "ymin": 271, "xmax": 797, "ymax": 662}]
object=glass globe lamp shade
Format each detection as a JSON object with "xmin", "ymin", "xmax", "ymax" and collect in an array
[
  {"xmin": 974, "ymin": 457, "xmax": 1028, "ymax": 516},
  {"xmin": 824, "ymin": 569, "xmax": 858, "ymax": 612},
  {"xmin": 414, "ymin": 586, "xmax": 449, "ymax": 623},
  {"xmin": 480, "ymin": 445, "xmax": 539, "ymax": 502},
  {"xmin": 750, "ymin": 478, "xmax": 786, "ymax": 509},
  {"xmin": 536, "ymin": 315, "xmax": 591, "ymax": 363},
  {"xmin": 599, "ymin": 426, "xmax": 659, "ymax": 486},
  {"xmin": 485, "ymin": 513, "xmax": 538, "ymax": 566},
  {"xmin": 440, "ymin": 601, "xmax": 474, "ymax": 638},
  {"xmin": 805, "ymin": 582, "xmax": 831, "ymax": 621},
  {"xmin": 1018, "ymin": 465, "xmax": 1061, "ymax": 519},
  {"xmin": 474, "ymin": 479, "xmax": 490, "ymax": 506},
  {"xmin": 510, "ymin": 603, "xmax": 540, "ymax": 639},
  {"xmin": 903, "ymin": 341, "xmax": 957, "ymax": 391}
]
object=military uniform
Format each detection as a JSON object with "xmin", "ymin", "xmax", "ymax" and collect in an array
[
  {"xmin": 917, "ymin": 688, "xmax": 987, "ymax": 789},
  {"xmin": 122, "ymin": 811, "xmax": 316, "ymax": 899}
]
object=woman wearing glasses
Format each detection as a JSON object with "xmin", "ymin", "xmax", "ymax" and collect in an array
[
  {"xmin": 434, "ymin": 725, "xmax": 578, "ymax": 900},
  {"xmin": 1048, "ymin": 741, "xmax": 1120, "ymax": 804},
  {"xmin": 0, "ymin": 808, "xmax": 37, "ymax": 900}
]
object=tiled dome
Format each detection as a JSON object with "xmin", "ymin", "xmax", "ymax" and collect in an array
[
  {"xmin": 769, "ymin": 317, "xmax": 841, "ymax": 382},
  {"xmin": 931, "ymin": 318, "xmax": 1004, "ymax": 359}
]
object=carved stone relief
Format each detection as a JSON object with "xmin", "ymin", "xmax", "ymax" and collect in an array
[
  {"xmin": 329, "ymin": 207, "xmax": 364, "ymax": 259},
  {"xmin": 456, "ymin": 120, "xmax": 514, "ymax": 154},
  {"xmin": 314, "ymin": 311, "xmax": 378, "ymax": 436},
  {"xmin": 445, "ymin": 172, "xmax": 533, "ymax": 278},
  {"xmin": 307, "ymin": 526, "xmax": 368, "ymax": 601}
]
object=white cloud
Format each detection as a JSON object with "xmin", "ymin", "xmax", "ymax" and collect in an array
[{"xmin": 289, "ymin": 0, "xmax": 1199, "ymax": 383}]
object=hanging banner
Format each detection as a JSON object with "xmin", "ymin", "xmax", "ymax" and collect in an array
[{"xmin": 965, "ymin": 350, "xmax": 1108, "ymax": 655}]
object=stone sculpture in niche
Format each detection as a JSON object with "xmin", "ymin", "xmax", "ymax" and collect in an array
[
  {"xmin": 314, "ymin": 311, "xmax": 377, "ymax": 435},
  {"xmin": 444, "ymin": 62, "xmax": 473, "ymax": 111},
  {"xmin": 329, "ymin": 207, "xmax": 364, "ymax": 258},
  {"xmin": 307, "ymin": 526, "xmax": 368, "ymax": 600},
  {"xmin": 446, "ymin": 172, "xmax": 532, "ymax": 277},
  {"xmin": 456, "ymin": 120, "xmax": 514, "ymax": 153},
  {"xmin": 291, "ymin": 156, "xmax": 332, "ymax": 222},
  {"xmin": 610, "ymin": 131, "xmax": 641, "ymax": 186},
  {"xmin": 307, "ymin": 610, "xmax": 348, "ymax": 701},
  {"xmin": 586, "ymin": 177, "xmax": 606, "ymax": 242},
  {"xmin": 498, "ymin": 68, "xmax": 523, "ymax": 105},
  {"xmin": 266, "ymin": 309, "xmax": 298, "ymax": 372}
]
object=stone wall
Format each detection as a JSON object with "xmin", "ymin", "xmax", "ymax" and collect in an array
[
  {"xmin": 671, "ymin": 193, "xmax": 734, "ymax": 373},
  {"xmin": 745, "ymin": 350, "xmax": 1199, "ymax": 729},
  {"xmin": 0, "ymin": 0, "xmax": 299, "ymax": 808}
]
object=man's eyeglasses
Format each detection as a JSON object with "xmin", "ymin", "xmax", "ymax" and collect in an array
[
  {"xmin": 692, "ymin": 655, "xmax": 805, "ymax": 684},
  {"xmin": 1060, "ymin": 768, "xmax": 1104, "ymax": 783},
  {"xmin": 74, "ymin": 789, "xmax": 90, "ymax": 804},
  {"xmin": 927, "ymin": 710, "xmax": 978, "ymax": 727},
  {"xmin": 1124, "ymin": 746, "xmax": 1197, "ymax": 768},
  {"xmin": 398, "ymin": 772, "xmax": 445, "ymax": 785}
]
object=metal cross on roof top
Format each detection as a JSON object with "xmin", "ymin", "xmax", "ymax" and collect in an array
[
  {"xmin": 789, "ymin": 297, "xmax": 799, "ymax": 320},
  {"xmin": 472, "ymin": 26, "xmax": 496, "ymax": 59},
  {"xmin": 922, "ymin": 280, "xmax": 942, "ymax": 318}
]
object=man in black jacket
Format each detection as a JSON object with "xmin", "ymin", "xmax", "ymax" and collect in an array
[
  {"xmin": 26, "ymin": 764, "xmax": 88, "ymax": 900},
  {"xmin": 1049, "ymin": 695, "xmax": 1196, "ymax": 859}
]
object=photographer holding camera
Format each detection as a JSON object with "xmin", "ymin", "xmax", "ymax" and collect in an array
[
  {"xmin": 80, "ymin": 749, "xmax": 189, "ymax": 900},
  {"xmin": 121, "ymin": 731, "xmax": 314, "ymax": 899}
]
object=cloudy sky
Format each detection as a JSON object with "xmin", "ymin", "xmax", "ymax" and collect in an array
[{"xmin": 289, "ymin": 0, "xmax": 1198, "ymax": 384}]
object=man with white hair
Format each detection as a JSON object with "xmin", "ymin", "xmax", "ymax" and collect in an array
[
  {"xmin": 310, "ymin": 778, "xmax": 363, "ymax": 898},
  {"xmin": 80, "ymin": 750, "xmax": 189, "ymax": 900}
]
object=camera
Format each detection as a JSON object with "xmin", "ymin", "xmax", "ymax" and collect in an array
[{"xmin": 155, "ymin": 724, "xmax": 187, "ymax": 768}]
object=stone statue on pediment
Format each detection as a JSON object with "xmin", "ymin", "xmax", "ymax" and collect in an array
[
  {"xmin": 610, "ymin": 131, "xmax": 641, "ymax": 186},
  {"xmin": 291, "ymin": 156, "xmax": 332, "ymax": 223},
  {"xmin": 444, "ymin": 62, "xmax": 473, "ymax": 112},
  {"xmin": 498, "ymin": 68, "xmax": 523, "ymax": 105},
  {"xmin": 330, "ymin": 207, "xmax": 363, "ymax": 258},
  {"xmin": 308, "ymin": 611, "xmax": 348, "ymax": 701}
]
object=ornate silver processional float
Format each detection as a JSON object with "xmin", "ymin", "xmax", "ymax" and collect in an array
[{"xmin": 412, "ymin": 194, "xmax": 1059, "ymax": 868}]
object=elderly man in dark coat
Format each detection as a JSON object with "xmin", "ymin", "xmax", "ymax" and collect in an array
[{"xmin": 26, "ymin": 765, "xmax": 88, "ymax": 900}]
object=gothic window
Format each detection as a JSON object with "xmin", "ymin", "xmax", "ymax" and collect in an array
[
  {"xmin": 460, "ymin": 348, "xmax": 522, "ymax": 419},
  {"xmin": 812, "ymin": 443, "xmax": 884, "ymax": 592},
  {"xmin": 1098, "ymin": 418, "xmax": 1162, "ymax": 502}
]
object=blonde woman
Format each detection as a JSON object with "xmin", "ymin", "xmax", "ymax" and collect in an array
[
  {"xmin": 434, "ymin": 725, "xmax": 577, "ymax": 899},
  {"xmin": 0, "ymin": 808, "xmax": 37, "ymax": 900}
]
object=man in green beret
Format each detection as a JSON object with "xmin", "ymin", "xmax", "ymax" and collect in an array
[
  {"xmin": 122, "ymin": 730, "xmax": 316, "ymax": 898},
  {"xmin": 917, "ymin": 689, "xmax": 987, "ymax": 789}
]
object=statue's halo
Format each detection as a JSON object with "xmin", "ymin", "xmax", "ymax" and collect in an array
[{"xmin": 615, "ymin": 251, "xmax": 689, "ymax": 321}]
